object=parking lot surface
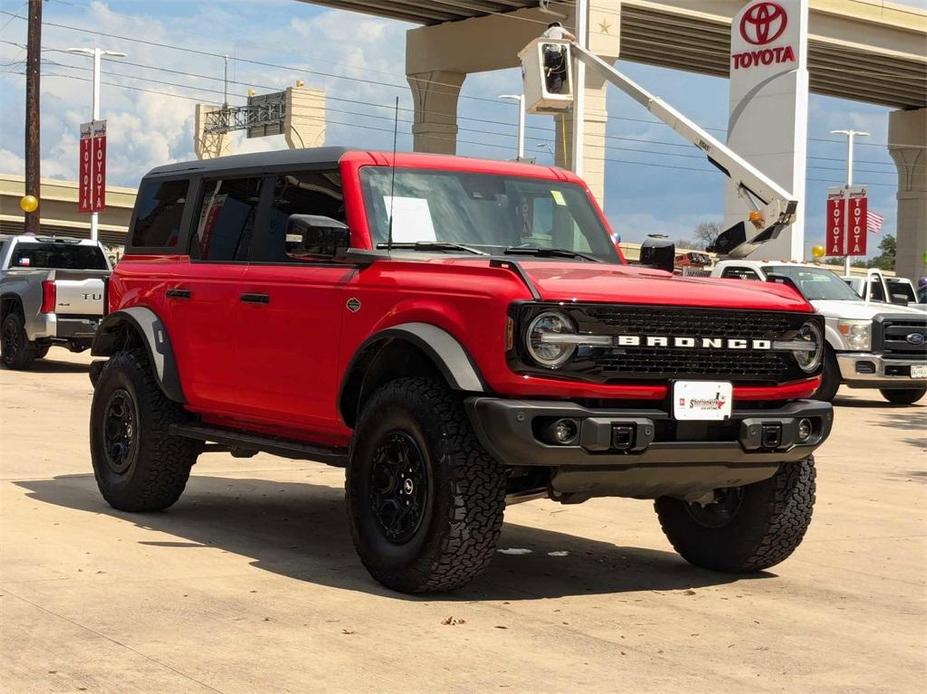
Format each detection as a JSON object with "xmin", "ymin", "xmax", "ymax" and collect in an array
[{"xmin": 1, "ymin": 351, "xmax": 924, "ymax": 693}]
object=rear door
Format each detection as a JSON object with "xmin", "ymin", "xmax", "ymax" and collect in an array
[
  {"xmin": 231, "ymin": 169, "xmax": 350, "ymax": 435},
  {"xmin": 166, "ymin": 175, "xmax": 265, "ymax": 413}
]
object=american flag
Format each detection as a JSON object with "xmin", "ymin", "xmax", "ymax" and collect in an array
[{"xmin": 867, "ymin": 210, "xmax": 884, "ymax": 234}]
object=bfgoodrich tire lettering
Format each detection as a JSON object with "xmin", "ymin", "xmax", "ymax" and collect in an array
[
  {"xmin": 90, "ymin": 350, "xmax": 197, "ymax": 511},
  {"xmin": 654, "ymin": 457, "xmax": 816, "ymax": 572},
  {"xmin": 346, "ymin": 377, "xmax": 507, "ymax": 593}
]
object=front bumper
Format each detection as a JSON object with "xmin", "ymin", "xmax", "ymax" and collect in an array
[
  {"xmin": 465, "ymin": 397, "xmax": 832, "ymax": 468},
  {"xmin": 836, "ymin": 352, "xmax": 927, "ymax": 389}
]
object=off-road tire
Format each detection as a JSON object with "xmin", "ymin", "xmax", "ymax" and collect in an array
[
  {"xmin": 654, "ymin": 457, "xmax": 816, "ymax": 573},
  {"xmin": 1, "ymin": 313, "xmax": 37, "ymax": 370},
  {"xmin": 346, "ymin": 377, "xmax": 507, "ymax": 593},
  {"xmin": 90, "ymin": 350, "xmax": 196, "ymax": 512},
  {"xmin": 880, "ymin": 387, "xmax": 926, "ymax": 406},
  {"xmin": 815, "ymin": 346, "xmax": 840, "ymax": 402}
]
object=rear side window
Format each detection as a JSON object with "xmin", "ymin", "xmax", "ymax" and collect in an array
[
  {"xmin": 9, "ymin": 243, "xmax": 108, "ymax": 270},
  {"xmin": 131, "ymin": 178, "xmax": 189, "ymax": 249},
  {"xmin": 254, "ymin": 171, "xmax": 344, "ymax": 262},
  {"xmin": 721, "ymin": 266, "xmax": 760, "ymax": 281},
  {"xmin": 191, "ymin": 177, "xmax": 263, "ymax": 261},
  {"xmin": 869, "ymin": 279, "xmax": 886, "ymax": 302}
]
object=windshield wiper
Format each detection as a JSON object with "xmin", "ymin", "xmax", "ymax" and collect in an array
[
  {"xmin": 376, "ymin": 241, "xmax": 487, "ymax": 256},
  {"xmin": 503, "ymin": 246, "xmax": 603, "ymax": 263}
]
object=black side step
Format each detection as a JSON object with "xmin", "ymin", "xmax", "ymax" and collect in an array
[{"xmin": 170, "ymin": 424, "xmax": 348, "ymax": 467}]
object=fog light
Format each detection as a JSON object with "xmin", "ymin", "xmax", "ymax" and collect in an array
[
  {"xmin": 797, "ymin": 418, "xmax": 813, "ymax": 442},
  {"xmin": 543, "ymin": 418, "xmax": 579, "ymax": 445}
]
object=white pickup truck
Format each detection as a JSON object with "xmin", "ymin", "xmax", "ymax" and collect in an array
[
  {"xmin": 0, "ymin": 234, "xmax": 111, "ymax": 369},
  {"xmin": 712, "ymin": 260, "xmax": 926, "ymax": 405}
]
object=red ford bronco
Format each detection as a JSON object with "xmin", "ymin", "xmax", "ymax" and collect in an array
[{"xmin": 89, "ymin": 148, "xmax": 832, "ymax": 593}]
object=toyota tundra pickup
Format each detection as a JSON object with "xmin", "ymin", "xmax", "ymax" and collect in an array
[
  {"xmin": 88, "ymin": 149, "xmax": 832, "ymax": 593},
  {"xmin": 1, "ymin": 234, "xmax": 111, "ymax": 369}
]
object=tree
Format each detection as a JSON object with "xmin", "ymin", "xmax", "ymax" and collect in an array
[
  {"xmin": 693, "ymin": 221, "xmax": 723, "ymax": 249},
  {"xmin": 868, "ymin": 234, "xmax": 896, "ymax": 271}
]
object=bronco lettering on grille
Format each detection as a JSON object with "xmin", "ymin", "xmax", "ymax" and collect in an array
[{"xmin": 618, "ymin": 336, "xmax": 774, "ymax": 350}]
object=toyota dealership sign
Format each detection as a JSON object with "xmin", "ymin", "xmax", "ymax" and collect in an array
[
  {"xmin": 724, "ymin": 0, "xmax": 809, "ymax": 261},
  {"xmin": 733, "ymin": 2, "xmax": 797, "ymax": 70}
]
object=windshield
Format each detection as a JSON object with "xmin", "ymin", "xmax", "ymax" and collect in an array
[
  {"xmin": 9, "ymin": 242, "xmax": 108, "ymax": 270},
  {"xmin": 359, "ymin": 168, "xmax": 619, "ymax": 262},
  {"xmin": 766, "ymin": 266, "xmax": 862, "ymax": 301}
]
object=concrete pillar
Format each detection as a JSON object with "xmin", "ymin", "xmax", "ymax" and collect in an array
[
  {"xmin": 285, "ymin": 85, "xmax": 326, "ymax": 149},
  {"xmin": 553, "ymin": 70, "xmax": 610, "ymax": 204},
  {"xmin": 408, "ymin": 70, "xmax": 465, "ymax": 155},
  {"xmin": 888, "ymin": 108, "xmax": 927, "ymax": 281},
  {"xmin": 193, "ymin": 104, "xmax": 232, "ymax": 160}
]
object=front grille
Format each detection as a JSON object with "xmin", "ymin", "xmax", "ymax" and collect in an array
[
  {"xmin": 510, "ymin": 304, "xmax": 816, "ymax": 385},
  {"xmin": 878, "ymin": 318, "xmax": 927, "ymax": 360}
]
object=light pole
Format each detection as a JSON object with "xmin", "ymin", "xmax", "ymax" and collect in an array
[
  {"xmin": 571, "ymin": 0, "xmax": 588, "ymax": 178},
  {"xmin": 830, "ymin": 129, "xmax": 869, "ymax": 276},
  {"xmin": 67, "ymin": 47, "xmax": 126, "ymax": 241},
  {"xmin": 498, "ymin": 94, "xmax": 525, "ymax": 160}
]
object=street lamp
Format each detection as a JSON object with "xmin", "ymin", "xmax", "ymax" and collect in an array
[
  {"xmin": 830, "ymin": 129, "xmax": 870, "ymax": 276},
  {"xmin": 67, "ymin": 47, "xmax": 126, "ymax": 241},
  {"xmin": 498, "ymin": 94, "xmax": 526, "ymax": 161}
]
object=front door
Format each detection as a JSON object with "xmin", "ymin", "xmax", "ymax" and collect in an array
[{"xmin": 229, "ymin": 170, "xmax": 352, "ymax": 440}]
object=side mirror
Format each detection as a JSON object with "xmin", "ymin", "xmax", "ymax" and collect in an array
[
  {"xmin": 286, "ymin": 214, "xmax": 350, "ymax": 259},
  {"xmin": 639, "ymin": 235, "xmax": 675, "ymax": 273},
  {"xmin": 891, "ymin": 294, "xmax": 910, "ymax": 306}
]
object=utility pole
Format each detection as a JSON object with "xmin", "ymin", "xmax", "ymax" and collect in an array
[
  {"xmin": 67, "ymin": 47, "xmax": 126, "ymax": 241},
  {"xmin": 831, "ymin": 129, "xmax": 869, "ymax": 276},
  {"xmin": 498, "ymin": 94, "xmax": 525, "ymax": 160},
  {"xmin": 24, "ymin": 0, "xmax": 42, "ymax": 234}
]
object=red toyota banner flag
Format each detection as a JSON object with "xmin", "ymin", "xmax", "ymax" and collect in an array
[
  {"xmin": 92, "ymin": 128, "xmax": 107, "ymax": 212},
  {"xmin": 78, "ymin": 123, "xmax": 93, "ymax": 213},
  {"xmin": 846, "ymin": 189, "xmax": 867, "ymax": 256},
  {"xmin": 826, "ymin": 189, "xmax": 846, "ymax": 256},
  {"xmin": 77, "ymin": 120, "xmax": 107, "ymax": 214}
]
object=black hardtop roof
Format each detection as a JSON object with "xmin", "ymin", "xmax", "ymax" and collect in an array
[{"xmin": 145, "ymin": 146, "xmax": 353, "ymax": 178}]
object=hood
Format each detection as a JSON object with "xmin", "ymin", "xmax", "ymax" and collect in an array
[
  {"xmin": 810, "ymin": 299, "xmax": 927, "ymax": 319},
  {"xmin": 516, "ymin": 261, "xmax": 812, "ymax": 311}
]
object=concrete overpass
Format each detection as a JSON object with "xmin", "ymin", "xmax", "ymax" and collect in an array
[
  {"xmin": 301, "ymin": 0, "xmax": 927, "ymax": 280},
  {"xmin": 0, "ymin": 174, "xmax": 135, "ymax": 246}
]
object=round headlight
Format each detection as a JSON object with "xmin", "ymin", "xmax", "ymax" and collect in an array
[
  {"xmin": 526, "ymin": 311, "xmax": 576, "ymax": 369},
  {"xmin": 794, "ymin": 321, "xmax": 823, "ymax": 373}
]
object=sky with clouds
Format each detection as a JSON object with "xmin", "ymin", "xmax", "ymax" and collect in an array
[{"xmin": 0, "ymin": 0, "xmax": 919, "ymax": 255}]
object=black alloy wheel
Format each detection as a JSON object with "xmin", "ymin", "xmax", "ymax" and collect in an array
[
  {"xmin": 684, "ymin": 487, "xmax": 745, "ymax": 529},
  {"xmin": 1, "ymin": 316, "xmax": 20, "ymax": 363},
  {"xmin": 1, "ymin": 313, "xmax": 35, "ymax": 370},
  {"xmin": 368, "ymin": 431, "xmax": 430, "ymax": 545},
  {"xmin": 102, "ymin": 388, "xmax": 139, "ymax": 475}
]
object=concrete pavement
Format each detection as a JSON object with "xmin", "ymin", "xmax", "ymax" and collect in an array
[{"xmin": 1, "ymin": 351, "xmax": 924, "ymax": 693}]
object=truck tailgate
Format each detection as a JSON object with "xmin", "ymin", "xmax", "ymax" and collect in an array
[{"xmin": 53, "ymin": 273, "xmax": 107, "ymax": 316}]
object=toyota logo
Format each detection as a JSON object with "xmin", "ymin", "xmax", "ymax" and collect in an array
[
  {"xmin": 740, "ymin": 2, "xmax": 788, "ymax": 45},
  {"xmin": 906, "ymin": 332, "xmax": 926, "ymax": 346}
]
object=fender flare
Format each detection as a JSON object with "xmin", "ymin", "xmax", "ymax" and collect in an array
[
  {"xmin": 338, "ymin": 322, "xmax": 486, "ymax": 426},
  {"xmin": 91, "ymin": 306, "xmax": 186, "ymax": 403}
]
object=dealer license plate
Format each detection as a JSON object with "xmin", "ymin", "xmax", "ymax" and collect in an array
[
  {"xmin": 913, "ymin": 365, "xmax": 927, "ymax": 379},
  {"xmin": 673, "ymin": 381, "xmax": 733, "ymax": 421}
]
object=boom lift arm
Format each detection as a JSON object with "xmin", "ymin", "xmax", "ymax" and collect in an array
[{"xmin": 565, "ymin": 41, "xmax": 799, "ymax": 251}]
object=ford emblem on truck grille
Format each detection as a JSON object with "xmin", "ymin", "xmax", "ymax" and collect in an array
[{"xmin": 906, "ymin": 332, "xmax": 925, "ymax": 346}]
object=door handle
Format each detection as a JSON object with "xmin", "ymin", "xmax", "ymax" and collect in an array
[
  {"xmin": 166, "ymin": 288, "xmax": 192, "ymax": 299},
  {"xmin": 240, "ymin": 293, "xmax": 270, "ymax": 304}
]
